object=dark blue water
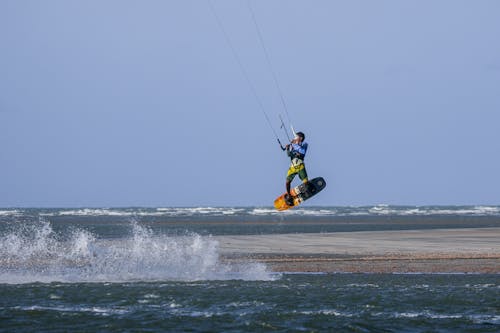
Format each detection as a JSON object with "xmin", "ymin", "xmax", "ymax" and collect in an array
[
  {"xmin": 1, "ymin": 207, "xmax": 499, "ymax": 332},
  {"xmin": 1, "ymin": 274, "xmax": 499, "ymax": 332}
]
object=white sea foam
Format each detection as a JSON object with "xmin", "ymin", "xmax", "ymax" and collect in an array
[
  {"xmin": 156, "ymin": 207, "xmax": 245, "ymax": 216},
  {"xmin": 382, "ymin": 310, "xmax": 500, "ymax": 322},
  {"xmin": 345, "ymin": 283, "xmax": 380, "ymax": 288},
  {"xmin": 373, "ymin": 310, "xmax": 464, "ymax": 320},
  {"xmin": 249, "ymin": 208, "xmax": 337, "ymax": 216},
  {"xmin": 296, "ymin": 309, "xmax": 354, "ymax": 317},
  {"xmin": 39, "ymin": 207, "xmax": 247, "ymax": 217},
  {"xmin": 469, "ymin": 314, "xmax": 500, "ymax": 325},
  {"xmin": 0, "ymin": 220, "xmax": 276, "ymax": 284},
  {"xmin": 14, "ymin": 305, "xmax": 129, "ymax": 316},
  {"xmin": 350, "ymin": 205, "xmax": 500, "ymax": 217},
  {"xmin": 4, "ymin": 205, "xmax": 500, "ymax": 219},
  {"xmin": 0, "ymin": 210, "xmax": 22, "ymax": 217},
  {"xmin": 40, "ymin": 208, "xmax": 163, "ymax": 217},
  {"xmin": 251, "ymin": 205, "xmax": 500, "ymax": 217}
]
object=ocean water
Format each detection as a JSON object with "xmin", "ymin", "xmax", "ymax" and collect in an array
[{"xmin": 1, "ymin": 206, "xmax": 499, "ymax": 332}]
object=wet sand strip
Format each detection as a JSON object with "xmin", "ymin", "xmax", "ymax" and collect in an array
[{"xmin": 217, "ymin": 228, "xmax": 500, "ymax": 273}]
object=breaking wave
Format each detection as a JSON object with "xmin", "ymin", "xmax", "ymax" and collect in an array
[{"xmin": 0, "ymin": 219, "xmax": 275, "ymax": 284}]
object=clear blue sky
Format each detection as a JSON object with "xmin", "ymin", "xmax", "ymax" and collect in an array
[{"xmin": 1, "ymin": 0, "xmax": 499, "ymax": 207}]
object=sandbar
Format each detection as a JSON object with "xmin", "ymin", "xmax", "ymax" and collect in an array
[{"xmin": 217, "ymin": 228, "xmax": 500, "ymax": 273}]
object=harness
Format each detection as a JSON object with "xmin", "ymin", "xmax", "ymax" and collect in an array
[{"xmin": 290, "ymin": 157, "xmax": 304, "ymax": 168}]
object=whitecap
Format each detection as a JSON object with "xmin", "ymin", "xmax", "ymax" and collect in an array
[{"xmin": 0, "ymin": 210, "xmax": 22, "ymax": 217}]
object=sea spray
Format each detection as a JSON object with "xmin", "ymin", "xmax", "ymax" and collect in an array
[{"xmin": 0, "ymin": 219, "xmax": 275, "ymax": 283}]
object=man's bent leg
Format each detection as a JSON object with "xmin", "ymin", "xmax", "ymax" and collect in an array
[
  {"xmin": 285, "ymin": 170, "xmax": 297, "ymax": 205},
  {"xmin": 286, "ymin": 179, "xmax": 291, "ymax": 195},
  {"xmin": 299, "ymin": 166, "xmax": 308, "ymax": 183},
  {"xmin": 286, "ymin": 167, "xmax": 298, "ymax": 195},
  {"xmin": 284, "ymin": 181, "xmax": 294, "ymax": 205}
]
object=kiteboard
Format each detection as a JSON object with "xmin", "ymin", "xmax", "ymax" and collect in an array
[{"xmin": 274, "ymin": 177, "xmax": 326, "ymax": 211}]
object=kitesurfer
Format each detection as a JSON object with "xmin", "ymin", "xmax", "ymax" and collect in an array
[{"xmin": 284, "ymin": 132, "xmax": 308, "ymax": 205}]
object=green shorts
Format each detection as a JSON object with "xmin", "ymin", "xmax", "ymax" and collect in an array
[{"xmin": 286, "ymin": 160, "xmax": 308, "ymax": 183}]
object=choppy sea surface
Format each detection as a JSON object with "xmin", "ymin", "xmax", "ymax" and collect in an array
[{"xmin": 1, "ymin": 206, "xmax": 499, "ymax": 332}]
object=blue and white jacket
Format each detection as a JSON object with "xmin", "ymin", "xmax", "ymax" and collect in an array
[{"xmin": 288, "ymin": 142, "xmax": 308, "ymax": 161}]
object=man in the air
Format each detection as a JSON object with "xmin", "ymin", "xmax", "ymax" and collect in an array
[{"xmin": 284, "ymin": 131, "xmax": 308, "ymax": 205}]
